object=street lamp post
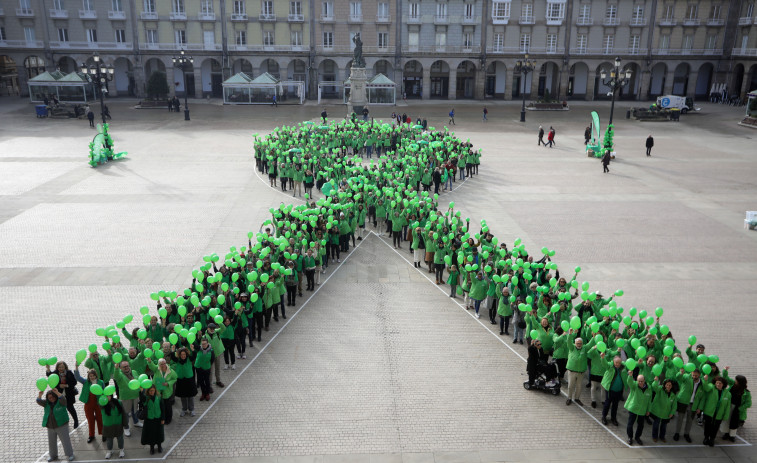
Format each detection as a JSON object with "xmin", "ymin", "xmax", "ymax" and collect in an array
[
  {"xmin": 172, "ymin": 50, "xmax": 194, "ymax": 121},
  {"xmin": 600, "ymin": 56, "xmax": 633, "ymax": 125},
  {"xmin": 513, "ymin": 54, "xmax": 536, "ymax": 122},
  {"xmin": 80, "ymin": 53, "xmax": 114, "ymax": 125}
]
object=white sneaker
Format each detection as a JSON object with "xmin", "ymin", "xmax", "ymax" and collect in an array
[
  {"xmin": 119, "ymin": 450, "xmax": 125, "ymax": 459},
  {"xmin": 179, "ymin": 410, "xmax": 186, "ymax": 417},
  {"xmin": 190, "ymin": 411, "xmax": 196, "ymax": 417},
  {"xmin": 124, "ymin": 428, "xmax": 131, "ymax": 437},
  {"xmin": 337, "ymin": 259, "xmax": 341, "ymax": 263},
  {"xmin": 231, "ymin": 364, "xmax": 236, "ymax": 370},
  {"xmin": 242, "ymin": 355, "xmax": 247, "ymax": 359},
  {"xmin": 476, "ymin": 313, "xmax": 481, "ymax": 319},
  {"xmin": 134, "ymin": 421, "xmax": 143, "ymax": 428},
  {"xmin": 236, "ymin": 354, "xmax": 241, "ymax": 359},
  {"xmin": 223, "ymin": 365, "xmax": 229, "ymax": 370},
  {"xmin": 105, "ymin": 451, "xmax": 112, "ymax": 460}
]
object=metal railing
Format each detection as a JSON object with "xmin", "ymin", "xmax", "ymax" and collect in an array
[
  {"xmin": 569, "ymin": 47, "xmax": 648, "ymax": 55},
  {"xmin": 401, "ymin": 45, "xmax": 481, "ymax": 53},
  {"xmin": 546, "ymin": 16, "xmax": 564, "ymax": 25},
  {"xmin": 491, "ymin": 14, "xmax": 510, "ymax": 24},
  {"xmin": 348, "ymin": 14, "xmax": 362, "ymax": 22},
  {"xmin": 139, "ymin": 42, "xmax": 222, "ymax": 51},
  {"xmin": 732, "ymin": 47, "xmax": 757, "ymax": 56},
  {"xmin": 108, "ymin": 10, "xmax": 126, "ymax": 19},
  {"xmin": 406, "ymin": 15, "xmax": 421, "ymax": 23},
  {"xmin": 49, "ymin": 9, "xmax": 68, "ymax": 18},
  {"xmin": 288, "ymin": 13, "xmax": 304, "ymax": 21},
  {"xmin": 682, "ymin": 18, "xmax": 700, "ymax": 26},
  {"xmin": 738, "ymin": 16, "xmax": 753, "ymax": 25},
  {"xmin": 198, "ymin": 12, "xmax": 215, "ymax": 20},
  {"xmin": 169, "ymin": 11, "xmax": 187, "ymax": 20},
  {"xmin": 16, "ymin": 7, "xmax": 34, "ymax": 17},
  {"xmin": 79, "ymin": 9, "xmax": 97, "ymax": 19},
  {"xmin": 707, "ymin": 18, "xmax": 724, "ymax": 26},
  {"xmin": 230, "ymin": 13, "xmax": 247, "ymax": 21},
  {"xmin": 575, "ymin": 17, "xmax": 593, "ymax": 25},
  {"xmin": 50, "ymin": 41, "xmax": 133, "ymax": 50},
  {"xmin": 376, "ymin": 14, "xmax": 390, "ymax": 22},
  {"xmin": 629, "ymin": 17, "xmax": 647, "ymax": 26},
  {"xmin": 652, "ymin": 48, "xmax": 720, "ymax": 55},
  {"xmin": 658, "ymin": 18, "xmax": 676, "ymax": 25},
  {"xmin": 518, "ymin": 16, "xmax": 534, "ymax": 24},
  {"xmin": 229, "ymin": 44, "xmax": 307, "ymax": 52},
  {"xmin": 434, "ymin": 14, "xmax": 449, "ymax": 24},
  {"xmin": 0, "ymin": 39, "xmax": 44, "ymax": 48},
  {"xmin": 140, "ymin": 11, "xmax": 158, "ymax": 19},
  {"xmin": 462, "ymin": 15, "xmax": 476, "ymax": 24},
  {"xmin": 259, "ymin": 13, "xmax": 276, "ymax": 21},
  {"xmin": 320, "ymin": 13, "xmax": 334, "ymax": 21},
  {"xmin": 603, "ymin": 17, "xmax": 620, "ymax": 25}
]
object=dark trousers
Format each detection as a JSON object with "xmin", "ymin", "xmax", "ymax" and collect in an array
[
  {"xmin": 162, "ymin": 397, "xmax": 173, "ymax": 424},
  {"xmin": 281, "ymin": 178, "xmax": 288, "ymax": 190},
  {"xmin": 434, "ymin": 263, "xmax": 444, "ymax": 282},
  {"xmin": 264, "ymin": 308, "xmax": 272, "ymax": 328},
  {"xmin": 305, "ymin": 269, "xmax": 315, "ymax": 290},
  {"xmin": 603, "ymin": 163, "xmax": 610, "ymax": 173},
  {"xmin": 286, "ymin": 284, "xmax": 297, "ymax": 305},
  {"xmin": 499, "ymin": 315, "xmax": 510, "ymax": 334},
  {"xmin": 703, "ymin": 415, "xmax": 721, "ymax": 441},
  {"xmin": 65, "ymin": 398, "xmax": 79, "ymax": 427},
  {"xmin": 433, "ymin": 181, "xmax": 440, "ymax": 194},
  {"xmin": 393, "ymin": 230, "xmax": 401, "ymax": 247},
  {"xmin": 340, "ymin": 233, "xmax": 349, "ymax": 252},
  {"xmin": 555, "ymin": 358, "xmax": 568, "ymax": 379},
  {"xmin": 603, "ymin": 389, "xmax": 623, "ymax": 420},
  {"xmin": 328, "ymin": 243, "xmax": 340, "ymax": 260},
  {"xmin": 538, "ymin": 136, "xmax": 544, "ymax": 145},
  {"xmin": 222, "ymin": 339, "xmax": 235, "ymax": 364},
  {"xmin": 235, "ymin": 328, "xmax": 246, "ymax": 354},
  {"xmin": 627, "ymin": 412, "xmax": 646, "ymax": 439},
  {"xmin": 488, "ymin": 298, "xmax": 497, "ymax": 323},
  {"xmin": 197, "ymin": 368, "xmax": 211, "ymax": 396},
  {"xmin": 251, "ymin": 312, "xmax": 263, "ymax": 341},
  {"xmin": 646, "ymin": 147, "xmax": 652, "ymax": 156},
  {"xmin": 652, "ymin": 417, "xmax": 669, "ymax": 439}
]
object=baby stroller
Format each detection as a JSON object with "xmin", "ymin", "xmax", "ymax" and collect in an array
[{"xmin": 524, "ymin": 359, "xmax": 561, "ymax": 395}]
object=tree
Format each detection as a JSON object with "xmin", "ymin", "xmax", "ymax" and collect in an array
[{"xmin": 146, "ymin": 71, "xmax": 169, "ymax": 100}]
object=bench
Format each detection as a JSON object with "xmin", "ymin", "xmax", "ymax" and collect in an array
[{"xmin": 746, "ymin": 211, "xmax": 757, "ymax": 230}]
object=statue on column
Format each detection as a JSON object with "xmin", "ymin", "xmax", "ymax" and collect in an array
[{"xmin": 352, "ymin": 33, "xmax": 365, "ymax": 68}]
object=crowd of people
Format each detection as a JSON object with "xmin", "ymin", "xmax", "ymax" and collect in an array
[{"xmin": 36, "ymin": 117, "xmax": 749, "ymax": 461}]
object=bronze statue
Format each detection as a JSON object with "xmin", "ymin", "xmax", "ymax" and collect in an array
[{"xmin": 352, "ymin": 33, "xmax": 365, "ymax": 68}]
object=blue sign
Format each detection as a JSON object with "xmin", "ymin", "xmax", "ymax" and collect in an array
[{"xmin": 661, "ymin": 97, "xmax": 671, "ymax": 107}]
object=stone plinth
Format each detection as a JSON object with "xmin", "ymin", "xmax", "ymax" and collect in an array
[{"xmin": 347, "ymin": 65, "xmax": 367, "ymax": 118}]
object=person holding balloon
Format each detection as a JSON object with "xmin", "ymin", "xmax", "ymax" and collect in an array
[
  {"xmin": 649, "ymin": 377, "xmax": 678, "ymax": 442},
  {"xmin": 695, "ymin": 375, "xmax": 732, "ymax": 446},
  {"xmin": 37, "ymin": 387, "xmax": 75, "ymax": 462},
  {"xmin": 565, "ymin": 324, "xmax": 596, "ymax": 406},
  {"xmin": 624, "ymin": 368, "xmax": 653, "ymax": 445},
  {"xmin": 171, "ymin": 346, "xmax": 197, "ymax": 417},
  {"xmin": 673, "ymin": 365, "xmax": 702, "ymax": 443},
  {"xmin": 194, "ymin": 337, "xmax": 214, "ymax": 401},
  {"xmin": 140, "ymin": 384, "xmax": 165, "ymax": 454},
  {"xmin": 100, "ymin": 391, "xmax": 126, "ymax": 459},
  {"xmin": 74, "ymin": 363, "xmax": 105, "ymax": 443},
  {"xmin": 149, "ymin": 358, "xmax": 176, "ymax": 425},
  {"xmin": 45, "ymin": 361, "xmax": 79, "ymax": 429},
  {"xmin": 112, "ymin": 360, "xmax": 141, "ymax": 435},
  {"xmin": 600, "ymin": 354, "xmax": 626, "ymax": 426}
]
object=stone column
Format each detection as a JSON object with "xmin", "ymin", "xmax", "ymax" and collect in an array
[
  {"xmin": 585, "ymin": 73, "xmax": 596, "ymax": 101},
  {"xmin": 422, "ymin": 67, "xmax": 431, "ymax": 100},
  {"xmin": 640, "ymin": 70, "xmax": 652, "ymax": 101},
  {"xmin": 739, "ymin": 72, "xmax": 750, "ymax": 99},
  {"xmin": 686, "ymin": 71, "xmax": 698, "ymax": 99},
  {"xmin": 133, "ymin": 65, "xmax": 146, "ymax": 98},
  {"xmin": 448, "ymin": 71, "xmax": 457, "ymax": 100},
  {"xmin": 558, "ymin": 66, "xmax": 570, "ymax": 100},
  {"xmin": 504, "ymin": 67, "xmax": 515, "ymax": 101},
  {"xmin": 193, "ymin": 67, "xmax": 203, "ymax": 98},
  {"xmin": 662, "ymin": 70, "xmax": 675, "ymax": 95},
  {"xmin": 474, "ymin": 66, "xmax": 486, "ymax": 100}
]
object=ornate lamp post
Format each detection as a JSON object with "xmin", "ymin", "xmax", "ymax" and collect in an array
[
  {"xmin": 513, "ymin": 54, "xmax": 536, "ymax": 123},
  {"xmin": 172, "ymin": 50, "xmax": 193, "ymax": 121},
  {"xmin": 600, "ymin": 57, "xmax": 633, "ymax": 125},
  {"xmin": 80, "ymin": 53, "xmax": 114, "ymax": 124}
]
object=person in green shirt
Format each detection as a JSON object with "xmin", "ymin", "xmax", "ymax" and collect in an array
[
  {"xmin": 100, "ymin": 395, "xmax": 126, "ymax": 459},
  {"xmin": 565, "ymin": 329, "xmax": 596, "ymax": 406},
  {"xmin": 303, "ymin": 248, "xmax": 317, "ymax": 291},
  {"xmin": 497, "ymin": 287, "xmax": 513, "ymax": 336},
  {"xmin": 139, "ymin": 385, "xmax": 165, "ymax": 454},
  {"xmin": 650, "ymin": 378, "xmax": 677, "ymax": 443},
  {"xmin": 468, "ymin": 271, "xmax": 488, "ymax": 319},
  {"xmin": 37, "ymin": 388, "xmax": 75, "ymax": 462},
  {"xmin": 446, "ymin": 265, "xmax": 459, "ymax": 298},
  {"xmin": 625, "ymin": 370, "xmax": 653, "ymax": 445},
  {"xmin": 194, "ymin": 339, "xmax": 214, "ymax": 401},
  {"xmin": 695, "ymin": 375, "xmax": 732, "ymax": 446},
  {"xmin": 600, "ymin": 354, "xmax": 626, "ymax": 426},
  {"xmin": 723, "ymin": 374, "xmax": 751, "ymax": 442}
]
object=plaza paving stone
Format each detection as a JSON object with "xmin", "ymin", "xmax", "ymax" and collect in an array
[{"xmin": 0, "ymin": 98, "xmax": 755, "ymax": 463}]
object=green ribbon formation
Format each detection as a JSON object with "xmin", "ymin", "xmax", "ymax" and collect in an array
[
  {"xmin": 40, "ymin": 120, "xmax": 722, "ymax": 404},
  {"xmin": 88, "ymin": 123, "xmax": 127, "ymax": 167}
]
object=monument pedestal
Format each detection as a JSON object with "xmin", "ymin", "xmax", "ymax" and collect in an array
[{"xmin": 347, "ymin": 66, "xmax": 367, "ymax": 118}]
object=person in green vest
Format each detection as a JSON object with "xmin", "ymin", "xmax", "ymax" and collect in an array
[
  {"xmin": 284, "ymin": 260, "xmax": 298, "ymax": 308},
  {"xmin": 37, "ymin": 388, "xmax": 75, "ymax": 462},
  {"xmin": 650, "ymin": 378, "xmax": 677, "ymax": 443},
  {"xmin": 203, "ymin": 322, "xmax": 225, "ymax": 388},
  {"xmin": 304, "ymin": 169, "xmax": 315, "ymax": 198},
  {"xmin": 73, "ymin": 365, "xmax": 104, "ymax": 443},
  {"xmin": 497, "ymin": 287, "xmax": 513, "ymax": 336},
  {"xmin": 673, "ymin": 368, "xmax": 703, "ymax": 443},
  {"xmin": 292, "ymin": 164, "xmax": 304, "ymax": 197},
  {"xmin": 625, "ymin": 370, "xmax": 653, "ymax": 446},
  {"xmin": 446, "ymin": 264, "xmax": 459, "ymax": 298},
  {"xmin": 356, "ymin": 204, "xmax": 367, "ymax": 241},
  {"xmin": 84, "ymin": 350, "xmax": 113, "ymax": 384},
  {"xmin": 171, "ymin": 347, "xmax": 197, "ymax": 417},
  {"xmin": 100, "ymin": 394, "xmax": 126, "ymax": 459},
  {"xmin": 468, "ymin": 271, "xmax": 489, "ymax": 319},
  {"xmin": 148, "ymin": 358, "xmax": 177, "ymax": 425},
  {"xmin": 194, "ymin": 338, "xmax": 214, "ymax": 402},
  {"xmin": 220, "ymin": 314, "xmax": 238, "ymax": 370},
  {"xmin": 411, "ymin": 227, "xmax": 425, "ymax": 269},
  {"xmin": 600, "ymin": 354, "xmax": 626, "ymax": 426},
  {"xmin": 565, "ymin": 329, "xmax": 596, "ymax": 406},
  {"xmin": 723, "ymin": 374, "xmax": 751, "ymax": 442},
  {"xmin": 139, "ymin": 385, "xmax": 165, "ymax": 454},
  {"xmin": 586, "ymin": 340, "xmax": 609, "ymax": 409},
  {"xmin": 112, "ymin": 360, "xmax": 141, "ymax": 435},
  {"xmin": 695, "ymin": 375, "xmax": 732, "ymax": 446},
  {"xmin": 391, "ymin": 211, "xmax": 404, "ymax": 249}
]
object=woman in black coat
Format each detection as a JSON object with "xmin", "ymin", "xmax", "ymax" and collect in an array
[
  {"xmin": 140, "ymin": 385, "xmax": 165, "ymax": 454},
  {"xmin": 46, "ymin": 361, "xmax": 79, "ymax": 428}
]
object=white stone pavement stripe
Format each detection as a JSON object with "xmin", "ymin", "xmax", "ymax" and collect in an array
[
  {"xmin": 373, "ymin": 233, "xmax": 753, "ymax": 450},
  {"xmin": 32, "ymin": 235, "xmax": 372, "ymax": 463}
]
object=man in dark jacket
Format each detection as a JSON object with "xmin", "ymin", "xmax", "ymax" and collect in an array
[
  {"xmin": 646, "ymin": 134, "xmax": 654, "ymax": 156},
  {"xmin": 602, "ymin": 151, "xmax": 611, "ymax": 173},
  {"xmin": 584, "ymin": 126, "xmax": 592, "ymax": 145},
  {"xmin": 527, "ymin": 339, "xmax": 548, "ymax": 386},
  {"xmin": 432, "ymin": 168, "xmax": 442, "ymax": 195}
]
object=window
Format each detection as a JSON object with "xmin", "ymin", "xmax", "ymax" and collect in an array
[
  {"xmin": 632, "ymin": 5, "xmax": 644, "ymax": 23},
  {"xmin": 263, "ymin": 30, "xmax": 274, "ymax": 45},
  {"xmin": 546, "ymin": 33, "xmax": 557, "ymax": 52},
  {"xmin": 290, "ymin": 1, "xmax": 301, "ymax": 15},
  {"xmin": 659, "ymin": 34, "xmax": 670, "ymax": 50},
  {"xmin": 519, "ymin": 33, "xmax": 530, "ymax": 52},
  {"xmin": 0, "ymin": 27, "xmax": 6, "ymax": 41},
  {"xmin": 521, "ymin": 2, "xmax": 532, "ymax": 19},
  {"xmin": 236, "ymin": 30, "xmax": 247, "ymax": 45},
  {"xmin": 201, "ymin": 0, "xmax": 212, "ymax": 13},
  {"xmin": 175, "ymin": 29, "xmax": 186, "ymax": 45},
  {"xmin": 683, "ymin": 35, "xmax": 693, "ymax": 50},
  {"xmin": 706, "ymin": 35, "xmax": 717, "ymax": 49},
  {"xmin": 435, "ymin": 30, "xmax": 446, "ymax": 49},
  {"xmin": 741, "ymin": 34, "xmax": 749, "ymax": 50},
  {"xmin": 630, "ymin": 35, "xmax": 640, "ymax": 53},
  {"xmin": 82, "ymin": 0, "xmax": 94, "ymax": 11},
  {"xmin": 710, "ymin": 4, "xmax": 721, "ymax": 19},
  {"xmin": 603, "ymin": 34, "xmax": 614, "ymax": 53},
  {"xmin": 172, "ymin": 0, "xmax": 184, "ymax": 13},
  {"xmin": 463, "ymin": 32, "xmax": 473, "ymax": 49},
  {"xmin": 546, "ymin": 2, "xmax": 565, "ymax": 21},
  {"xmin": 291, "ymin": 30, "xmax": 302, "ymax": 46},
  {"xmin": 408, "ymin": 31, "xmax": 419, "ymax": 49},
  {"xmin": 409, "ymin": 2, "xmax": 419, "ymax": 19},
  {"xmin": 663, "ymin": 4, "xmax": 674, "ymax": 20},
  {"xmin": 576, "ymin": 34, "xmax": 587, "ymax": 52},
  {"xmin": 86, "ymin": 29, "xmax": 97, "ymax": 43},
  {"xmin": 492, "ymin": 1, "xmax": 510, "ymax": 19},
  {"xmin": 493, "ymin": 32, "xmax": 504, "ymax": 51},
  {"xmin": 234, "ymin": 1, "xmax": 245, "ymax": 14},
  {"xmin": 112, "ymin": 0, "xmax": 122, "ymax": 11},
  {"xmin": 578, "ymin": 4, "xmax": 590, "ymax": 20},
  {"xmin": 378, "ymin": 2, "xmax": 389, "ymax": 18},
  {"xmin": 350, "ymin": 1, "xmax": 361, "ymax": 17},
  {"xmin": 322, "ymin": 1, "xmax": 333, "ymax": 17},
  {"xmin": 464, "ymin": 3, "xmax": 474, "ymax": 19},
  {"xmin": 606, "ymin": 5, "xmax": 616, "ymax": 19},
  {"xmin": 378, "ymin": 31, "xmax": 388, "ymax": 48},
  {"xmin": 53, "ymin": 0, "xmax": 64, "ymax": 9},
  {"xmin": 436, "ymin": 2, "xmax": 447, "ymax": 17},
  {"xmin": 144, "ymin": 0, "xmax": 155, "ymax": 13},
  {"xmin": 262, "ymin": 0, "xmax": 273, "ymax": 15},
  {"xmin": 57, "ymin": 28, "xmax": 69, "ymax": 42},
  {"xmin": 24, "ymin": 26, "xmax": 36, "ymax": 42},
  {"xmin": 145, "ymin": 29, "xmax": 157, "ymax": 44},
  {"xmin": 747, "ymin": 3, "xmax": 754, "ymax": 17},
  {"xmin": 115, "ymin": 29, "xmax": 126, "ymax": 43},
  {"xmin": 322, "ymin": 31, "xmax": 333, "ymax": 48},
  {"xmin": 19, "ymin": 0, "xmax": 32, "ymax": 8},
  {"xmin": 686, "ymin": 4, "xmax": 697, "ymax": 19}
]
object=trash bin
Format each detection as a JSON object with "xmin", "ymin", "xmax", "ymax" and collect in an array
[
  {"xmin": 626, "ymin": 109, "xmax": 631, "ymax": 119},
  {"xmin": 35, "ymin": 105, "xmax": 48, "ymax": 118}
]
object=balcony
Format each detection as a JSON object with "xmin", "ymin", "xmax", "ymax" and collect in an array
[
  {"xmin": 545, "ymin": 16, "xmax": 564, "ymax": 26},
  {"xmin": 348, "ymin": 14, "xmax": 362, "ymax": 22},
  {"xmin": 569, "ymin": 47, "xmax": 648, "ymax": 55},
  {"xmin": 16, "ymin": 7, "xmax": 34, "ymax": 17},
  {"xmin": 706, "ymin": 18, "xmax": 724, "ymax": 26},
  {"xmin": 400, "ymin": 45, "xmax": 482, "ymax": 54},
  {"xmin": 320, "ymin": 13, "xmax": 333, "ymax": 22},
  {"xmin": 259, "ymin": 13, "xmax": 276, "ymax": 21},
  {"xmin": 288, "ymin": 13, "xmax": 304, "ymax": 21},
  {"xmin": 462, "ymin": 15, "xmax": 476, "ymax": 24},
  {"xmin": 575, "ymin": 17, "xmax": 593, "ymax": 25},
  {"xmin": 49, "ymin": 41, "xmax": 133, "ymax": 50},
  {"xmin": 603, "ymin": 17, "xmax": 620, "ymax": 26},
  {"xmin": 518, "ymin": 16, "xmax": 534, "ymax": 24},
  {"xmin": 406, "ymin": 14, "xmax": 421, "ymax": 23},
  {"xmin": 140, "ymin": 11, "xmax": 158, "ymax": 20},
  {"xmin": 491, "ymin": 14, "xmax": 509, "ymax": 24},
  {"xmin": 732, "ymin": 47, "xmax": 757, "ymax": 56},
  {"xmin": 434, "ymin": 14, "xmax": 448, "ymax": 24},
  {"xmin": 139, "ymin": 42, "xmax": 222, "ymax": 51},
  {"xmin": 682, "ymin": 18, "xmax": 700, "ymax": 26},
  {"xmin": 198, "ymin": 12, "xmax": 215, "ymax": 20},
  {"xmin": 170, "ymin": 11, "xmax": 187, "ymax": 20},
  {"xmin": 376, "ymin": 14, "xmax": 390, "ymax": 23},
  {"xmin": 658, "ymin": 18, "xmax": 676, "ymax": 26},
  {"xmin": 0, "ymin": 39, "xmax": 44, "ymax": 48},
  {"xmin": 108, "ymin": 10, "xmax": 126, "ymax": 19},
  {"xmin": 230, "ymin": 13, "xmax": 247, "ymax": 21},
  {"xmin": 629, "ymin": 17, "xmax": 647, "ymax": 26},
  {"xmin": 738, "ymin": 16, "xmax": 752, "ymax": 25},
  {"xmin": 49, "ymin": 8, "xmax": 68, "ymax": 18},
  {"xmin": 79, "ymin": 9, "xmax": 97, "ymax": 19}
]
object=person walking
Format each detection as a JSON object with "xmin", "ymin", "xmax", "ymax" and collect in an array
[
  {"xmin": 546, "ymin": 127, "xmax": 555, "ymax": 147},
  {"xmin": 482, "ymin": 106, "xmax": 488, "ymax": 122},
  {"xmin": 87, "ymin": 108, "xmax": 95, "ymax": 128},
  {"xmin": 321, "ymin": 109, "xmax": 327, "ymax": 123},
  {"xmin": 646, "ymin": 134, "xmax": 654, "ymax": 156},
  {"xmin": 602, "ymin": 150, "xmax": 611, "ymax": 173},
  {"xmin": 584, "ymin": 126, "xmax": 592, "ymax": 145},
  {"xmin": 538, "ymin": 126, "xmax": 545, "ymax": 146},
  {"xmin": 272, "ymin": 94, "xmax": 277, "ymax": 107},
  {"xmin": 37, "ymin": 388, "xmax": 76, "ymax": 462},
  {"xmin": 448, "ymin": 108, "xmax": 455, "ymax": 125}
]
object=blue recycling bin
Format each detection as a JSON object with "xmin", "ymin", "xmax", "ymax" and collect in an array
[{"xmin": 35, "ymin": 105, "xmax": 48, "ymax": 118}]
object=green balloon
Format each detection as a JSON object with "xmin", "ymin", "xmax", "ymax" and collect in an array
[
  {"xmin": 615, "ymin": 338, "xmax": 625, "ymax": 348},
  {"xmin": 36, "ymin": 378, "xmax": 48, "ymax": 391},
  {"xmin": 636, "ymin": 346, "xmax": 647, "ymax": 358},
  {"xmin": 630, "ymin": 338, "xmax": 640, "ymax": 349},
  {"xmin": 652, "ymin": 364, "xmax": 663, "ymax": 376},
  {"xmin": 570, "ymin": 316, "xmax": 581, "ymax": 330},
  {"xmin": 530, "ymin": 330, "xmax": 540, "ymax": 339},
  {"xmin": 98, "ymin": 396, "xmax": 108, "ymax": 406},
  {"xmin": 137, "ymin": 329, "xmax": 147, "ymax": 340},
  {"xmin": 561, "ymin": 320, "xmax": 570, "ymax": 332},
  {"xmin": 75, "ymin": 349, "xmax": 87, "ymax": 364},
  {"xmin": 625, "ymin": 358, "xmax": 637, "ymax": 370},
  {"xmin": 47, "ymin": 374, "xmax": 60, "ymax": 388},
  {"xmin": 663, "ymin": 346, "xmax": 674, "ymax": 357},
  {"xmin": 104, "ymin": 385, "xmax": 116, "ymax": 396},
  {"xmin": 187, "ymin": 332, "xmax": 196, "ymax": 344},
  {"xmin": 141, "ymin": 379, "xmax": 153, "ymax": 389},
  {"xmin": 169, "ymin": 333, "xmax": 179, "ymax": 345},
  {"xmin": 597, "ymin": 341, "xmax": 606, "ymax": 353},
  {"xmin": 708, "ymin": 355, "xmax": 719, "ymax": 363},
  {"xmin": 143, "ymin": 348, "xmax": 153, "ymax": 358},
  {"xmin": 672, "ymin": 357, "xmax": 684, "ymax": 369},
  {"xmin": 89, "ymin": 343, "xmax": 97, "ymax": 353},
  {"xmin": 702, "ymin": 364, "xmax": 712, "ymax": 375},
  {"xmin": 655, "ymin": 307, "xmax": 664, "ymax": 317},
  {"xmin": 684, "ymin": 362, "xmax": 696, "ymax": 373},
  {"xmin": 112, "ymin": 352, "xmax": 122, "ymax": 364},
  {"xmin": 89, "ymin": 384, "xmax": 103, "ymax": 396},
  {"xmin": 46, "ymin": 357, "xmax": 58, "ymax": 366},
  {"xmin": 688, "ymin": 335, "xmax": 697, "ymax": 345},
  {"xmin": 660, "ymin": 325, "xmax": 670, "ymax": 336},
  {"xmin": 128, "ymin": 379, "xmax": 140, "ymax": 390}
]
